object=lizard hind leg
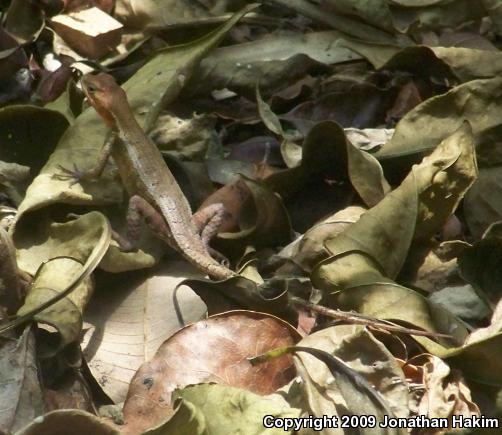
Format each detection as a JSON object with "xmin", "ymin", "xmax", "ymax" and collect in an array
[
  {"xmin": 193, "ymin": 202, "xmax": 230, "ymax": 266},
  {"xmin": 114, "ymin": 195, "xmax": 171, "ymax": 252}
]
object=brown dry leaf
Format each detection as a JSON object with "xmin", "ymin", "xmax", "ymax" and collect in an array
[
  {"xmin": 15, "ymin": 409, "xmax": 119, "ymax": 435},
  {"xmin": 0, "ymin": 225, "xmax": 23, "ymax": 313},
  {"xmin": 0, "ymin": 326, "xmax": 43, "ymax": 434},
  {"xmin": 267, "ymin": 0, "xmax": 396, "ymax": 44},
  {"xmin": 191, "ymin": 30, "xmax": 350, "ymax": 98},
  {"xmin": 386, "ymin": 81, "xmax": 423, "ymax": 123},
  {"xmin": 3, "ymin": 0, "xmax": 44, "ymax": 43},
  {"xmin": 43, "ymin": 371, "xmax": 94, "ymax": 413},
  {"xmin": 12, "ymin": 211, "xmax": 110, "ymax": 357},
  {"xmin": 197, "ymin": 177, "xmax": 250, "ymax": 233},
  {"xmin": 409, "ymin": 354, "xmax": 480, "ymax": 428},
  {"xmin": 180, "ymin": 274, "xmax": 296, "ymax": 323},
  {"xmin": 81, "ymin": 261, "xmax": 207, "ymax": 403},
  {"xmin": 0, "ymin": 160, "xmax": 30, "ymax": 184},
  {"xmin": 400, "ymin": 241, "xmax": 468, "ymax": 294},
  {"xmin": 294, "ymin": 325, "xmax": 409, "ymax": 432},
  {"xmin": 33, "ymin": 55, "xmax": 74, "ymax": 103},
  {"xmin": 64, "ymin": 0, "xmax": 114, "ymax": 13},
  {"xmin": 464, "ymin": 167, "xmax": 502, "ymax": 238},
  {"xmin": 273, "ymin": 205, "xmax": 366, "ymax": 276},
  {"xmin": 377, "ymin": 77, "xmax": 502, "ymax": 165},
  {"xmin": 115, "ymin": 0, "xmax": 208, "ymax": 29},
  {"xmin": 216, "ymin": 177, "xmax": 293, "ymax": 256},
  {"xmin": 465, "ymin": 298, "xmax": 502, "ymax": 345},
  {"xmin": 0, "ymin": 28, "xmax": 28, "ymax": 83},
  {"xmin": 345, "ymin": 128, "xmax": 394, "ymax": 152},
  {"xmin": 311, "ymin": 124, "xmax": 476, "ymax": 341},
  {"xmin": 150, "ymin": 113, "xmax": 217, "ymax": 161},
  {"xmin": 417, "ymin": 281, "xmax": 502, "ymax": 385},
  {"xmin": 121, "ymin": 311, "xmax": 300, "ymax": 434},
  {"xmin": 347, "ymin": 139, "xmax": 391, "ymax": 207},
  {"xmin": 279, "ymin": 85, "xmax": 392, "ymax": 134}
]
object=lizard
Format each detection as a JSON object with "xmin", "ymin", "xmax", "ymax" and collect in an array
[{"xmin": 57, "ymin": 72, "xmax": 236, "ymax": 281}]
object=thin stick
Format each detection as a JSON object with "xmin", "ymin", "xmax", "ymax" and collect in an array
[{"xmin": 291, "ymin": 296, "xmax": 452, "ymax": 339}]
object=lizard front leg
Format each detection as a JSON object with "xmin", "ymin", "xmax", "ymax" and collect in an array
[
  {"xmin": 54, "ymin": 131, "xmax": 116, "ymax": 185},
  {"xmin": 193, "ymin": 203, "xmax": 229, "ymax": 265}
]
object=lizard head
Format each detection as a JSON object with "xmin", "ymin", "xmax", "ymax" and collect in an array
[{"xmin": 81, "ymin": 72, "xmax": 126, "ymax": 128}]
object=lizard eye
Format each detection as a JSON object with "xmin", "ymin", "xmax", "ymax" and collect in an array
[{"xmin": 86, "ymin": 84, "xmax": 97, "ymax": 93}]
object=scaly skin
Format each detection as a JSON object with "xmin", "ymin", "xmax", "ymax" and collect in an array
[{"xmin": 80, "ymin": 73, "xmax": 235, "ymax": 280}]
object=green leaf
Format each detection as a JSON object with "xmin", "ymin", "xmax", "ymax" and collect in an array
[
  {"xmin": 458, "ymin": 226, "xmax": 502, "ymax": 304},
  {"xmin": 114, "ymin": 0, "xmax": 207, "ymax": 29},
  {"xmin": 14, "ymin": 212, "xmax": 111, "ymax": 356},
  {"xmin": 267, "ymin": 0, "xmax": 397, "ymax": 43},
  {"xmin": 323, "ymin": 168, "xmax": 418, "ymax": 279},
  {"xmin": 388, "ymin": 0, "xmax": 452, "ymax": 6},
  {"xmin": 464, "ymin": 168, "xmax": 502, "ymax": 238},
  {"xmin": 144, "ymin": 399, "xmax": 206, "ymax": 435},
  {"xmin": 376, "ymin": 78, "xmax": 502, "ymax": 164},
  {"xmin": 266, "ymin": 121, "xmax": 348, "ymax": 199},
  {"xmin": 413, "ymin": 122, "xmax": 477, "ymax": 239},
  {"xmin": 429, "ymin": 285, "xmax": 490, "ymax": 323},
  {"xmin": 193, "ymin": 30, "xmax": 355, "ymax": 98},
  {"xmin": 445, "ymin": 333, "xmax": 502, "ymax": 385},
  {"xmin": 312, "ymin": 125, "xmax": 475, "ymax": 340},
  {"xmin": 390, "ymin": 0, "xmax": 485, "ymax": 33},
  {"xmin": 347, "ymin": 140, "xmax": 391, "ymax": 207},
  {"xmin": 322, "ymin": 0, "xmax": 394, "ymax": 31},
  {"xmin": 341, "ymin": 42, "xmax": 502, "ymax": 84},
  {"xmin": 161, "ymin": 384, "xmax": 301, "ymax": 435},
  {"xmin": 482, "ymin": 0, "xmax": 502, "ymax": 35},
  {"xmin": 256, "ymin": 84, "xmax": 285, "ymax": 137},
  {"xmin": 3, "ymin": 0, "xmax": 44, "ymax": 43},
  {"xmin": 0, "ymin": 105, "xmax": 69, "ymax": 174}
]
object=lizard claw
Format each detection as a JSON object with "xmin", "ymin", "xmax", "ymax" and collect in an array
[{"xmin": 52, "ymin": 164, "xmax": 87, "ymax": 186}]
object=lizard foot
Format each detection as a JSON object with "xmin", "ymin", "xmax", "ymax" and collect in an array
[
  {"xmin": 111, "ymin": 230, "xmax": 138, "ymax": 252},
  {"xmin": 52, "ymin": 164, "xmax": 89, "ymax": 186},
  {"xmin": 207, "ymin": 247, "xmax": 230, "ymax": 267}
]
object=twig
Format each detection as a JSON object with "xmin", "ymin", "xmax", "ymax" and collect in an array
[{"xmin": 291, "ymin": 296, "xmax": 452, "ymax": 339}]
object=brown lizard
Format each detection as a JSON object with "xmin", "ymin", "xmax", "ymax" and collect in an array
[{"xmin": 57, "ymin": 73, "xmax": 236, "ymax": 280}]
